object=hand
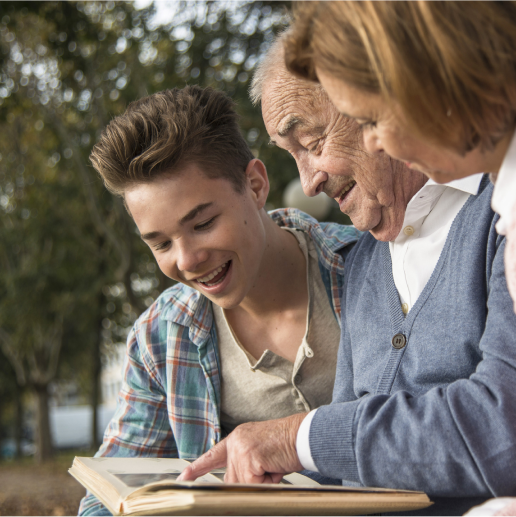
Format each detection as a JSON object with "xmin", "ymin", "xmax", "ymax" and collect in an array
[{"xmin": 177, "ymin": 413, "xmax": 306, "ymax": 484}]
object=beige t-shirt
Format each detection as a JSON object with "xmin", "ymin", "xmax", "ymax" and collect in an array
[{"xmin": 213, "ymin": 228, "xmax": 341, "ymax": 434}]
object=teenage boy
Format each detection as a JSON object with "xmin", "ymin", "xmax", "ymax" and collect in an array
[{"xmin": 78, "ymin": 86, "xmax": 359, "ymax": 515}]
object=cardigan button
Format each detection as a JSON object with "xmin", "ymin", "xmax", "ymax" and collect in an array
[{"xmin": 392, "ymin": 333, "xmax": 407, "ymax": 349}]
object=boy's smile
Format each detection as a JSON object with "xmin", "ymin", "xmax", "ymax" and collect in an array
[
  {"xmin": 124, "ymin": 162, "xmax": 268, "ymax": 309},
  {"xmin": 194, "ymin": 260, "xmax": 232, "ymax": 289}
]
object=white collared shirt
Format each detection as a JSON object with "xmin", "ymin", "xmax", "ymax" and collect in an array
[
  {"xmin": 491, "ymin": 129, "xmax": 516, "ymax": 236},
  {"xmin": 390, "ymin": 174, "xmax": 483, "ymax": 313},
  {"xmin": 297, "ymin": 173, "xmax": 484, "ymax": 472}
]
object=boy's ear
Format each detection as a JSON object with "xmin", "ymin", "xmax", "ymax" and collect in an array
[{"xmin": 245, "ymin": 159, "xmax": 269, "ymax": 210}]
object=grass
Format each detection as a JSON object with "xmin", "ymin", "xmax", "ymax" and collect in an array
[{"xmin": 0, "ymin": 449, "xmax": 97, "ymax": 516}]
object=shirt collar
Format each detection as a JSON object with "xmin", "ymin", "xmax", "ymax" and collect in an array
[
  {"xmin": 400, "ymin": 173, "xmax": 483, "ymax": 241},
  {"xmin": 491, "ymin": 128, "xmax": 516, "ymax": 235},
  {"xmin": 426, "ymin": 172, "xmax": 483, "ymax": 196}
]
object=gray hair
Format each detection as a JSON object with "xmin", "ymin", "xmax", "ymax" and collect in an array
[{"xmin": 249, "ymin": 30, "xmax": 290, "ymax": 106}]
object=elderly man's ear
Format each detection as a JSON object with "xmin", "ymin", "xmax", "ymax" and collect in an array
[{"xmin": 245, "ymin": 159, "xmax": 270, "ymax": 210}]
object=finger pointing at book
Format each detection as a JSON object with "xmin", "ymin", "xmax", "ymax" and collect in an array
[{"xmin": 178, "ymin": 414, "xmax": 306, "ymax": 484}]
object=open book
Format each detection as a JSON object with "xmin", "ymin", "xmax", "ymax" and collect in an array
[{"xmin": 69, "ymin": 456, "xmax": 432, "ymax": 516}]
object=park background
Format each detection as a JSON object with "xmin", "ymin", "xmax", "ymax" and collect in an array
[{"xmin": 0, "ymin": 1, "xmax": 350, "ymax": 514}]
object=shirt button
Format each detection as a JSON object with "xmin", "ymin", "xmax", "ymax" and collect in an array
[
  {"xmin": 250, "ymin": 367, "xmax": 256, "ymax": 373},
  {"xmin": 401, "ymin": 303, "xmax": 409, "ymax": 314},
  {"xmin": 403, "ymin": 225, "xmax": 415, "ymax": 236},
  {"xmin": 392, "ymin": 333, "xmax": 407, "ymax": 349},
  {"xmin": 305, "ymin": 348, "xmax": 314, "ymax": 358},
  {"xmin": 294, "ymin": 373, "xmax": 302, "ymax": 384}
]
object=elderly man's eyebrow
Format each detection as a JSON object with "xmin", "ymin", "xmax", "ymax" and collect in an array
[
  {"xmin": 269, "ymin": 116, "xmax": 303, "ymax": 146},
  {"xmin": 140, "ymin": 202, "xmax": 213, "ymax": 241},
  {"xmin": 278, "ymin": 116, "xmax": 302, "ymax": 137}
]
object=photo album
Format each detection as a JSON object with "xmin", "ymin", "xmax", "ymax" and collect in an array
[{"xmin": 69, "ymin": 456, "xmax": 432, "ymax": 516}]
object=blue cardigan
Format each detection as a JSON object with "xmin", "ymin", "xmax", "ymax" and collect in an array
[{"xmin": 310, "ymin": 176, "xmax": 516, "ymax": 515}]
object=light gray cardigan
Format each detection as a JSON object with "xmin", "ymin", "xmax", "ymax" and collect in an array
[{"xmin": 310, "ymin": 176, "xmax": 516, "ymax": 515}]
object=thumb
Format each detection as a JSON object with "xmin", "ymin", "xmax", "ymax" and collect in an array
[{"xmin": 178, "ymin": 439, "xmax": 228, "ymax": 481}]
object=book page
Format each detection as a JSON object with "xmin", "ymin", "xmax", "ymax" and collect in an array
[
  {"xmin": 73, "ymin": 457, "xmax": 222, "ymax": 500},
  {"xmin": 73, "ymin": 457, "xmax": 428, "ymax": 496},
  {"xmin": 207, "ymin": 469, "xmax": 321, "ymax": 486}
]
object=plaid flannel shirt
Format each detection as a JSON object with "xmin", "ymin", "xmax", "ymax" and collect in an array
[{"xmin": 79, "ymin": 209, "xmax": 360, "ymax": 515}]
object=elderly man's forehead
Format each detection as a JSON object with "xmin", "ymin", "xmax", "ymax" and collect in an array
[{"xmin": 264, "ymin": 78, "xmax": 330, "ymax": 125}]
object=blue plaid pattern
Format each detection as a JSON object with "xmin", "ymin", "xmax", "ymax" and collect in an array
[{"xmin": 79, "ymin": 209, "xmax": 360, "ymax": 515}]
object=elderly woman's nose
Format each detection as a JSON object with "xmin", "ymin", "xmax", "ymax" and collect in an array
[{"xmin": 363, "ymin": 129, "xmax": 383, "ymax": 155}]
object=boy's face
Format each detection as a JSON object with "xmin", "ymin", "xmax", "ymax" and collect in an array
[{"xmin": 125, "ymin": 161, "xmax": 269, "ymax": 309}]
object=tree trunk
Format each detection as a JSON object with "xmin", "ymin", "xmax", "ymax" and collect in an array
[
  {"xmin": 91, "ymin": 238, "xmax": 105, "ymax": 451},
  {"xmin": 33, "ymin": 383, "xmax": 53, "ymax": 463},
  {"xmin": 15, "ymin": 386, "xmax": 23, "ymax": 460},
  {"xmin": 0, "ymin": 398, "xmax": 3, "ymax": 462},
  {"xmin": 91, "ymin": 322, "xmax": 102, "ymax": 450}
]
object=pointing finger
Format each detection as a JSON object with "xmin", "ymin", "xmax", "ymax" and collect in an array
[{"xmin": 177, "ymin": 439, "xmax": 228, "ymax": 481}]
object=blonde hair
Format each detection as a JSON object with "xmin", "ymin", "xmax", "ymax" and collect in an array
[{"xmin": 285, "ymin": 1, "xmax": 516, "ymax": 152}]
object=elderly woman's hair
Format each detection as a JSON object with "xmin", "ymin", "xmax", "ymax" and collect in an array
[{"xmin": 285, "ymin": 1, "xmax": 516, "ymax": 152}]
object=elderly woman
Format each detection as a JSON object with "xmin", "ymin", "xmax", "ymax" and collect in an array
[
  {"xmin": 285, "ymin": 2, "xmax": 516, "ymax": 514},
  {"xmin": 286, "ymin": 1, "xmax": 516, "ymax": 299}
]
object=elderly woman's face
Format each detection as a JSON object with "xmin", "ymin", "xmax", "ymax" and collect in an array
[{"xmin": 316, "ymin": 68, "xmax": 500, "ymax": 184}]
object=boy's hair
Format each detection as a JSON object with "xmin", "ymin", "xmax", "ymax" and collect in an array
[{"xmin": 90, "ymin": 86, "xmax": 254, "ymax": 196}]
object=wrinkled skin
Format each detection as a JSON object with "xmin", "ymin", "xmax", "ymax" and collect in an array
[
  {"xmin": 262, "ymin": 69, "xmax": 427, "ymax": 242},
  {"xmin": 316, "ymin": 68, "xmax": 513, "ymax": 185},
  {"xmin": 178, "ymin": 413, "xmax": 305, "ymax": 484}
]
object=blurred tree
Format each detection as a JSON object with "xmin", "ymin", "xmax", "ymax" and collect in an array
[
  {"xmin": 0, "ymin": 107, "xmax": 99, "ymax": 460},
  {"xmin": 0, "ymin": 353, "xmax": 24, "ymax": 461}
]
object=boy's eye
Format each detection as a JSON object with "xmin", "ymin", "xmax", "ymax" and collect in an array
[
  {"xmin": 154, "ymin": 240, "xmax": 171, "ymax": 251},
  {"xmin": 195, "ymin": 216, "xmax": 217, "ymax": 231}
]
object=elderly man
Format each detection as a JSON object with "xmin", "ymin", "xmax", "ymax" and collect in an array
[{"xmin": 179, "ymin": 36, "xmax": 516, "ymax": 515}]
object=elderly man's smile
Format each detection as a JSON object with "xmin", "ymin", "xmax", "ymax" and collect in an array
[{"xmin": 334, "ymin": 179, "xmax": 357, "ymax": 209}]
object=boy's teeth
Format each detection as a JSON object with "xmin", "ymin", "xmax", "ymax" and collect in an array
[{"xmin": 197, "ymin": 262, "xmax": 227, "ymax": 283}]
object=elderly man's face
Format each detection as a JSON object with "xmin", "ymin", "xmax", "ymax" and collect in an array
[{"xmin": 262, "ymin": 78, "xmax": 427, "ymax": 241}]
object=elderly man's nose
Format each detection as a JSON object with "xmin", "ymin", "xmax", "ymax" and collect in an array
[{"xmin": 300, "ymin": 169, "xmax": 328, "ymax": 197}]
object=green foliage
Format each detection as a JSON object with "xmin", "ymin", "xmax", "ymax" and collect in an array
[{"xmin": 0, "ymin": 1, "xmax": 299, "ymax": 431}]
